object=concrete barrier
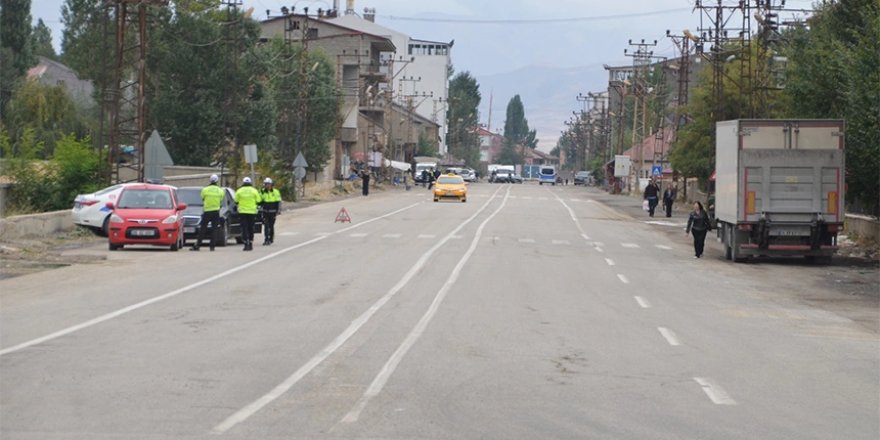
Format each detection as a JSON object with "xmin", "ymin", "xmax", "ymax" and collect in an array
[
  {"xmin": 845, "ymin": 214, "xmax": 880, "ymax": 242},
  {"xmin": 0, "ymin": 209, "xmax": 75, "ymax": 240}
]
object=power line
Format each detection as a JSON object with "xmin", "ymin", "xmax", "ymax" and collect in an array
[{"xmin": 380, "ymin": 8, "xmax": 691, "ymax": 25}]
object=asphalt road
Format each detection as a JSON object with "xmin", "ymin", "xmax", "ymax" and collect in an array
[{"xmin": 1, "ymin": 182, "xmax": 878, "ymax": 439}]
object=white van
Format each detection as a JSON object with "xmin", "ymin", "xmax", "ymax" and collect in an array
[
  {"xmin": 539, "ymin": 165, "xmax": 557, "ymax": 185},
  {"xmin": 415, "ymin": 162, "xmax": 437, "ymax": 183}
]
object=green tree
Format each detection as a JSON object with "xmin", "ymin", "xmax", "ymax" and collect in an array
[
  {"xmin": 4, "ymin": 80, "xmax": 85, "ymax": 157},
  {"xmin": 500, "ymin": 95, "xmax": 530, "ymax": 165},
  {"xmin": 31, "ymin": 18, "xmax": 56, "ymax": 60},
  {"xmin": 782, "ymin": 0, "xmax": 880, "ymax": 215},
  {"xmin": 1, "ymin": 0, "xmax": 36, "ymax": 120},
  {"xmin": 416, "ymin": 132, "xmax": 439, "ymax": 157},
  {"xmin": 446, "ymin": 71, "xmax": 481, "ymax": 168}
]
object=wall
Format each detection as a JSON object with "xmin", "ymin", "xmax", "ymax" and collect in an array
[
  {"xmin": 0, "ymin": 209, "xmax": 74, "ymax": 240},
  {"xmin": 845, "ymin": 214, "xmax": 880, "ymax": 242}
]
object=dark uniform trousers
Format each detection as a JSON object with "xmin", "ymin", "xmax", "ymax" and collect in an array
[{"xmin": 195, "ymin": 210, "xmax": 221, "ymax": 250}]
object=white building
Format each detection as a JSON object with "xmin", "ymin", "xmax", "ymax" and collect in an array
[{"xmin": 330, "ymin": 7, "xmax": 452, "ymax": 155}]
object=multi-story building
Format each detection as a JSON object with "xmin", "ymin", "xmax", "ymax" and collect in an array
[{"xmin": 330, "ymin": 7, "xmax": 452, "ymax": 156}]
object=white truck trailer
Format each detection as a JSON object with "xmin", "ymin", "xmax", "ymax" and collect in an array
[{"xmin": 715, "ymin": 119, "xmax": 845, "ymax": 263}]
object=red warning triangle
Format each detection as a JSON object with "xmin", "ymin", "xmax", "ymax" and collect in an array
[{"xmin": 335, "ymin": 207, "xmax": 351, "ymax": 223}]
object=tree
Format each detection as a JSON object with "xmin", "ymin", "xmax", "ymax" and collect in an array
[
  {"xmin": 500, "ymin": 95, "xmax": 530, "ymax": 165},
  {"xmin": 4, "ymin": 80, "xmax": 85, "ymax": 157},
  {"xmin": 31, "ymin": 18, "xmax": 56, "ymax": 60},
  {"xmin": 1, "ymin": 0, "xmax": 36, "ymax": 121},
  {"xmin": 446, "ymin": 71, "xmax": 481, "ymax": 168},
  {"xmin": 782, "ymin": 0, "xmax": 880, "ymax": 215}
]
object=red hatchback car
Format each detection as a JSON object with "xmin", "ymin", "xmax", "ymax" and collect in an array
[{"xmin": 105, "ymin": 184, "xmax": 187, "ymax": 251}]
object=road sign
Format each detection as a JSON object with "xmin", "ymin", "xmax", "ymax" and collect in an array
[
  {"xmin": 294, "ymin": 166, "xmax": 306, "ymax": 180},
  {"xmin": 652, "ymin": 165, "xmax": 662, "ymax": 176},
  {"xmin": 614, "ymin": 155, "xmax": 631, "ymax": 177},
  {"xmin": 335, "ymin": 207, "xmax": 351, "ymax": 223},
  {"xmin": 293, "ymin": 152, "xmax": 308, "ymax": 168},
  {"xmin": 243, "ymin": 144, "xmax": 258, "ymax": 164}
]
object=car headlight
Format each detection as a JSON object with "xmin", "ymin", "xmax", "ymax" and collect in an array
[
  {"xmin": 162, "ymin": 215, "xmax": 179, "ymax": 224},
  {"xmin": 110, "ymin": 214, "xmax": 123, "ymax": 223}
]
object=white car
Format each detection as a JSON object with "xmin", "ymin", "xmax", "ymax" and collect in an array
[{"xmin": 71, "ymin": 183, "xmax": 139, "ymax": 235}]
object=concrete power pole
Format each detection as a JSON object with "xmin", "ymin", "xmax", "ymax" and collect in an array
[{"xmin": 624, "ymin": 39, "xmax": 656, "ymax": 190}]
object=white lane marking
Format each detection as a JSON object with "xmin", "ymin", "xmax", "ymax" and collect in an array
[
  {"xmin": 552, "ymin": 240, "xmax": 570, "ymax": 245},
  {"xmin": 349, "ymin": 233, "xmax": 368, "ymax": 238},
  {"xmin": 694, "ymin": 377, "xmax": 738, "ymax": 405},
  {"xmin": 581, "ymin": 233, "xmax": 591, "ymax": 240},
  {"xmin": 417, "ymin": 234, "xmax": 436, "ymax": 239},
  {"xmin": 382, "ymin": 233, "xmax": 401, "ymax": 238},
  {"xmin": 316, "ymin": 232, "xmax": 332, "ymax": 237},
  {"xmin": 634, "ymin": 296, "xmax": 651, "ymax": 308},
  {"xmin": 646, "ymin": 220, "xmax": 685, "ymax": 227},
  {"xmin": 605, "ymin": 258, "xmax": 615, "ymax": 266},
  {"xmin": 593, "ymin": 241, "xmax": 605, "ymax": 247},
  {"xmin": 341, "ymin": 189, "xmax": 513, "ymax": 424},
  {"xmin": 279, "ymin": 232, "xmax": 299, "ymax": 236},
  {"xmin": 621, "ymin": 243, "xmax": 640, "ymax": 248},
  {"xmin": 0, "ymin": 202, "xmax": 425, "ymax": 358},
  {"xmin": 451, "ymin": 235, "xmax": 463, "ymax": 239},
  {"xmin": 658, "ymin": 327, "xmax": 681, "ymax": 346},
  {"xmin": 518, "ymin": 238, "xmax": 535, "ymax": 244},
  {"xmin": 522, "ymin": 196, "xmax": 533, "ymax": 200},
  {"xmin": 571, "ymin": 198, "xmax": 582, "ymax": 202},
  {"xmin": 595, "ymin": 247, "xmax": 604, "ymax": 253},
  {"xmin": 617, "ymin": 274, "xmax": 630, "ymax": 284},
  {"xmin": 538, "ymin": 197, "xmax": 548, "ymax": 200},
  {"xmin": 212, "ymin": 186, "xmax": 507, "ymax": 434},
  {"xmin": 655, "ymin": 244, "xmax": 672, "ymax": 250}
]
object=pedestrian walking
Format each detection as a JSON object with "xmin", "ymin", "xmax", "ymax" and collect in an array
[
  {"xmin": 663, "ymin": 185, "xmax": 675, "ymax": 218},
  {"xmin": 361, "ymin": 168, "xmax": 371, "ymax": 196},
  {"xmin": 190, "ymin": 174, "xmax": 225, "ymax": 251},
  {"xmin": 259, "ymin": 177, "xmax": 281, "ymax": 245},
  {"xmin": 235, "ymin": 176, "xmax": 261, "ymax": 251},
  {"xmin": 643, "ymin": 179, "xmax": 660, "ymax": 217},
  {"xmin": 686, "ymin": 201, "xmax": 712, "ymax": 258}
]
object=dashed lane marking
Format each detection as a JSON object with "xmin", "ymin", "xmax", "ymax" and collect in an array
[
  {"xmin": 621, "ymin": 243, "xmax": 640, "ymax": 248},
  {"xmin": 658, "ymin": 327, "xmax": 681, "ymax": 346},
  {"xmin": 382, "ymin": 233, "xmax": 402, "ymax": 238},
  {"xmin": 694, "ymin": 377, "xmax": 737, "ymax": 405},
  {"xmin": 552, "ymin": 240, "xmax": 570, "ymax": 245},
  {"xmin": 617, "ymin": 274, "xmax": 630, "ymax": 284},
  {"xmin": 655, "ymin": 244, "xmax": 672, "ymax": 250},
  {"xmin": 605, "ymin": 258, "xmax": 615, "ymax": 266},
  {"xmin": 349, "ymin": 233, "xmax": 368, "ymax": 238},
  {"xmin": 634, "ymin": 296, "xmax": 651, "ymax": 308},
  {"xmin": 418, "ymin": 234, "xmax": 436, "ymax": 239},
  {"xmin": 518, "ymin": 238, "xmax": 536, "ymax": 244}
]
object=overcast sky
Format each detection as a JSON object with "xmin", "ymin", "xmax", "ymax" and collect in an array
[{"xmin": 31, "ymin": 0, "xmax": 813, "ymax": 149}]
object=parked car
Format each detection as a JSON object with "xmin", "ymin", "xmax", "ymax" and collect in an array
[
  {"xmin": 433, "ymin": 174, "xmax": 468, "ymax": 202},
  {"xmin": 72, "ymin": 183, "xmax": 140, "ymax": 236},
  {"xmin": 574, "ymin": 171, "xmax": 592, "ymax": 186},
  {"xmin": 509, "ymin": 173, "xmax": 524, "ymax": 184},
  {"xmin": 460, "ymin": 168, "xmax": 477, "ymax": 182},
  {"xmin": 491, "ymin": 170, "xmax": 512, "ymax": 183},
  {"xmin": 176, "ymin": 186, "xmax": 251, "ymax": 247},
  {"xmin": 105, "ymin": 183, "xmax": 186, "ymax": 251}
]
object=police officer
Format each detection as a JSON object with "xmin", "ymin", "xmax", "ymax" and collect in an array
[
  {"xmin": 235, "ymin": 176, "xmax": 261, "ymax": 251},
  {"xmin": 191, "ymin": 174, "xmax": 225, "ymax": 251},
  {"xmin": 259, "ymin": 177, "xmax": 282, "ymax": 245}
]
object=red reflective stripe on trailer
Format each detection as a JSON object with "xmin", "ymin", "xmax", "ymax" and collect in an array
[{"xmin": 836, "ymin": 168, "xmax": 841, "ymax": 222}]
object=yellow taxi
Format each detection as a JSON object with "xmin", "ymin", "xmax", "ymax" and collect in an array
[{"xmin": 433, "ymin": 173, "xmax": 468, "ymax": 203}]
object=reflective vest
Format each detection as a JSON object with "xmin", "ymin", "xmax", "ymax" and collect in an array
[
  {"xmin": 260, "ymin": 188, "xmax": 282, "ymax": 213},
  {"xmin": 201, "ymin": 184, "xmax": 224, "ymax": 212},
  {"xmin": 235, "ymin": 185, "xmax": 261, "ymax": 214}
]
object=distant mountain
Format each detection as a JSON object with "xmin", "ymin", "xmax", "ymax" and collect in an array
[{"xmin": 475, "ymin": 64, "xmax": 610, "ymax": 153}]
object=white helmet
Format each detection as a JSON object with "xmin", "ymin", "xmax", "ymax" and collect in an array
[
  {"xmin": 209, "ymin": 174, "xmax": 219, "ymax": 183},
  {"xmin": 243, "ymin": 176, "xmax": 252, "ymax": 184},
  {"xmin": 263, "ymin": 177, "xmax": 273, "ymax": 184}
]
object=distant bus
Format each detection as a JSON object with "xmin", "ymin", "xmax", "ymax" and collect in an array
[{"xmin": 538, "ymin": 165, "xmax": 557, "ymax": 185}]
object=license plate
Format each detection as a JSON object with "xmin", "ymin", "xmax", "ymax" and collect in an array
[
  {"xmin": 774, "ymin": 229, "xmax": 806, "ymax": 236},
  {"xmin": 131, "ymin": 229, "xmax": 156, "ymax": 237},
  {"xmin": 184, "ymin": 227, "xmax": 196, "ymax": 234}
]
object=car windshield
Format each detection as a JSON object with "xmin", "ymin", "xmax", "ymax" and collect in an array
[
  {"xmin": 117, "ymin": 189, "xmax": 173, "ymax": 209},
  {"xmin": 437, "ymin": 176, "xmax": 463, "ymax": 185},
  {"xmin": 541, "ymin": 169, "xmax": 555, "ymax": 175},
  {"xmin": 177, "ymin": 188, "xmax": 203, "ymax": 206},
  {"xmin": 94, "ymin": 184, "xmax": 123, "ymax": 196},
  {"xmin": 576, "ymin": 172, "xmax": 590, "ymax": 177}
]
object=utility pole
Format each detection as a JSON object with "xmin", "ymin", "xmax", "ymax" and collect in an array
[
  {"xmin": 104, "ymin": 0, "xmax": 167, "ymax": 184},
  {"xmin": 222, "ymin": 0, "xmax": 243, "ymax": 186},
  {"xmin": 694, "ymin": 0, "xmax": 751, "ymax": 119},
  {"xmin": 624, "ymin": 39, "xmax": 656, "ymax": 189}
]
